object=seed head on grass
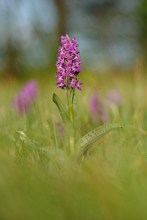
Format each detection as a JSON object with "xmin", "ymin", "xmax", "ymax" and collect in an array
[{"xmin": 56, "ymin": 34, "xmax": 82, "ymax": 90}]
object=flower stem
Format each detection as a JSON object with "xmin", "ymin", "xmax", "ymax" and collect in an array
[{"xmin": 67, "ymin": 88, "xmax": 75, "ymax": 155}]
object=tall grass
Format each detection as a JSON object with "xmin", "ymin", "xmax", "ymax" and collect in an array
[{"xmin": 0, "ymin": 71, "xmax": 147, "ymax": 220}]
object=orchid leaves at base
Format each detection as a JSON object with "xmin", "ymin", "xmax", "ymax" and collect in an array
[
  {"xmin": 52, "ymin": 93, "xmax": 71, "ymax": 124},
  {"xmin": 53, "ymin": 93, "xmax": 124, "ymax": 157},
  {"xmin": 76, "ymin": 123, "xmax": 124, "ymax": 156}
]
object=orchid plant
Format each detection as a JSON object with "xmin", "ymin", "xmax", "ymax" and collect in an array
[
  {"xmin": 53, "ymin": 34, "xmax": 123, "ymax": 157},
  {"xmin": 56, "ymin": 34, "xmax": 82, "ymax": 123}
]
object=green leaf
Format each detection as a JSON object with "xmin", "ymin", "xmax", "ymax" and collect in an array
[
  {"xmin": 52, "ymin": 93, "xmax": 71, "ymax": 124},
  {"xmin": 76, "ymin": 123, "xmax": 124, "ymax": 156}
]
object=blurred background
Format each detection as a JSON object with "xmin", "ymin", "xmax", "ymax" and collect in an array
[{"xmin": 0, "ymin": 0, "xmax": 147, "ymax": 78}]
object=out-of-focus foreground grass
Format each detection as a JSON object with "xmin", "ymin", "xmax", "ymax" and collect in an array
[{"xmin": 1, "ymin": 70, "xmax": 147, "ymax": 220}]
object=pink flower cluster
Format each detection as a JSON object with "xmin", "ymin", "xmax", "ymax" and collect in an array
[
  {"xmin": 89, "ymin": 92, "xmax": 109, "ymax": 123},
  {"xmin": 13, "ymin": 80, "xmax": 38, "ymax": 114},
  {"xmin": 89, "ymin": 89, "xmax": 122, "ymax": 123},
  {"xmin": 56, "ymin": 34, "xmax": 82, "ymax": 90},
  {"xmin": 106, "ymin": 89, "xmax": 122, "ymax": 106}
]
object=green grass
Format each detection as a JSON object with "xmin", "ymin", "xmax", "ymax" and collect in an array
[{"xmin": 1, "ymin": 71, "xmax": 147, "ymax": 220}]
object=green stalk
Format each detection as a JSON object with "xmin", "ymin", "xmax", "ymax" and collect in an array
[
  {"xmin": 67, "ymin": 87, "xmax": 75, "ymax": 155},
  {"xmin": 69, "ymin": 89, "xmax": 75, "ymax": 123}
]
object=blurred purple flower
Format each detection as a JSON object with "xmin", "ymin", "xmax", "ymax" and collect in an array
[
  {"xmin": 106, "ymin": 89, "xmax": 122, "ymax": 107},
  {"xmin": 89, "ymin": 92, "xmax": 109, "ymax": 123},
  {"xmin": 13, "ymin": 80, "xmax": 38, "ymax": 114},
  {"xmin": 55, "ymin": 121, "xmax": 64, "ymax": 136},
  {"xmin": 56, "ymin": 34, "xmax": 82, "ymax": 90}
]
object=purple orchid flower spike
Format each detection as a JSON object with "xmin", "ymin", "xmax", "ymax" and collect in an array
[
  {"xmin": 13, "ymin": 80, "xmax": 38, "ymax": 115},
  {"xmin": 56, "ymin": 34, "xmax": 82, "ymax": 90},
  {"xmin": 89, "ymin": 92, "xmax": 109, "ymax": 123}
]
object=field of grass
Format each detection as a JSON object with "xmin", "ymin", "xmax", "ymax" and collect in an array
[{"xmin": 1, "ymin": 70, "xmax": 147, "ymax": 220}]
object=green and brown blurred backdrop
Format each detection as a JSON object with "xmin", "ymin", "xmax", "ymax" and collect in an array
[{"xmin": 0, "ymin": 0, "xmax": 147, "ymax": 78}]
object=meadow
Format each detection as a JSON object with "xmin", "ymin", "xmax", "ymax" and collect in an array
[{"xmin": 1, "ymin": 69, "xmax": 147, "ymax": 220}]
